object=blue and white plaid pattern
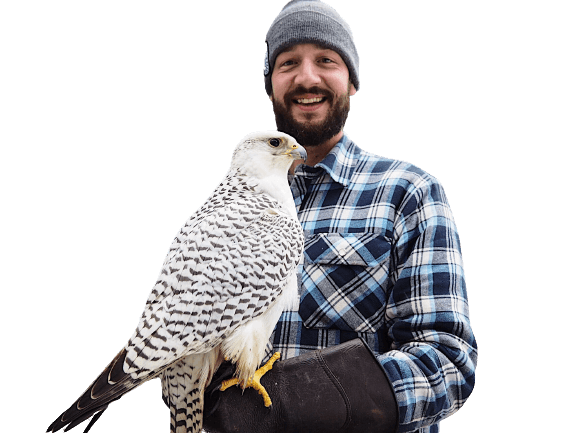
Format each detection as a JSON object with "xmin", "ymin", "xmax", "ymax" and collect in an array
[{"xmin": 269, "ymin": 135, "xmax": 477, "ymax": 433}]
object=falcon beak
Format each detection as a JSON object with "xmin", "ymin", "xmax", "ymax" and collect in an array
[{"xmin": 286, "ymin": 143, "xmax": 307, "ymax": 162}]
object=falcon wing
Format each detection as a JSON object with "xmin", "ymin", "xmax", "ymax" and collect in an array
[{"xmin": 124, "ymin": 192, "xmax": 303, "ymax": 377}]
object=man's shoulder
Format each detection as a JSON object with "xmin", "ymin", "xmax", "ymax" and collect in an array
[{"xmin": 348, "ymin": 140, "xmax": 438, "ymax": 188}]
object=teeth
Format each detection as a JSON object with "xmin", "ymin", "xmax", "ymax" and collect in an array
[{"xmin": 297, "ymin": 97, "xmax": 323, "ymax": 104}]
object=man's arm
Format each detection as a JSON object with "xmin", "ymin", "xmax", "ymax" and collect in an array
[
  {"xmin": 379, "ymin": 176, "xmax": 477, "ymax": 432},
  {"xmin": 203, "ymin": 338, "xmax": 398, "ymax": 433}
]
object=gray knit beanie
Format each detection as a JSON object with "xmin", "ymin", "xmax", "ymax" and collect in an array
[{"xmin": 264, "ymin": 0, "xmax": 359, "ymax": 95}]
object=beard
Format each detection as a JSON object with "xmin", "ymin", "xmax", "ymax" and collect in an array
[{"xmin": 272, "ymin": 85, "xmax": 351, "ymax": 147}]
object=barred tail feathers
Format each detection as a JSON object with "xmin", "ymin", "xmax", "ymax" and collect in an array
[
  {"xmin": 169, "ymin": 385, "xmax": 204, "ymax": 433},
  {"xmin": 164, "ymin": 349, "xmax": 221, "ymax": 433}
]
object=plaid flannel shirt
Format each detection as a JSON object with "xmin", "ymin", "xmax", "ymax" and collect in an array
[{"xmin": 269, "ymin": 135, "xmax": 477, "ymax": 433}]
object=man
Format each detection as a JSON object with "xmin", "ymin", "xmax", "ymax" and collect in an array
[{"xmin": 204, "ymin": 1, "xmax": 477, "ymax": 432}]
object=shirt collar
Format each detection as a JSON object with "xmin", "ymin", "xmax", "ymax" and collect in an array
[{"xmin": 295, "ymin": 134, "xmax": 358, "ymax": 187}]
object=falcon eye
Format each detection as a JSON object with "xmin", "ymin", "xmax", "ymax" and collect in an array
[{"xmin": 269, "ymin": 138, "xmax": 281, "ymax": 148}]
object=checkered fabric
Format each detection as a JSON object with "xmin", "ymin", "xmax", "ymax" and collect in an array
[{"xmin": 268, "ymin": 135, "xmax": 477, "ymax": 433}]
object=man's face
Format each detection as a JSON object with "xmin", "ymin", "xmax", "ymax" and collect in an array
[{"xmin": 270, "ymin": 43, "xmax": 356, "ymax": 147}]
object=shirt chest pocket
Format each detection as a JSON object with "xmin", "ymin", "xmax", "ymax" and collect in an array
[{"xmin": 298, "ymin": 232, "xmax": 392, "ymax": 333}]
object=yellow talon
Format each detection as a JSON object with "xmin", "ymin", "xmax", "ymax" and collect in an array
[{"xmin": 220, "ymin": 352, "xmax": 281, "ymax": 407}]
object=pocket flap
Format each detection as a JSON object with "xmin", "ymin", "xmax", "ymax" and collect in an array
[{"xmin": 304, "ymin": 232, "xmax": 391, "ymax": 267}]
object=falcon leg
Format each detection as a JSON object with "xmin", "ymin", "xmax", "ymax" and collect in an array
[{"xmin": 220, "ymin": 352, "xmax": 281, "ymax": 407}]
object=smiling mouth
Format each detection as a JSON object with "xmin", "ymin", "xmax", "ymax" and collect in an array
[{"xmin": 295, "ymin": 97, "xmax": 326, "ymax": 104}]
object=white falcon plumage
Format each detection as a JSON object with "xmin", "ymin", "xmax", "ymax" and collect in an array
[{"xmin": 47, "ymin": 131, "xmax": 306, "ymax": 433}]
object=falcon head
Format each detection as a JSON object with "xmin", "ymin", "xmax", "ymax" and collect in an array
[{"xmin": 231, "ymin": 131, "xmax": 307, "ymax": 177}]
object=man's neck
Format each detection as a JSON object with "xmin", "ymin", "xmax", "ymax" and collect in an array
[
  {"xmin": 289, "ymin": 131, "xmax": 344, "ymax": 174},
  {"xmin": 303, "ymin": 130, "xmax": 344, "ymax": 167}
]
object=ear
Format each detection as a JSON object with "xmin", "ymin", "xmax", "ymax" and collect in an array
[{"xmin": 349, "ymin": 84, "xmax": 357, "ymax": 96}]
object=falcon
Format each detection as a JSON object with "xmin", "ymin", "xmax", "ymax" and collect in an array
[{"xmin": 47, "ymin": 131, "xmax": 306, "ymax": 433}]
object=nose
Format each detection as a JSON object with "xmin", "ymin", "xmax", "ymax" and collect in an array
[{"xmin": 293, "ymin": 58, "xmax": 322, "ymax": 88}]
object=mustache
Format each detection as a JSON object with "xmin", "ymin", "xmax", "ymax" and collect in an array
[{"xmin": 285, "ymin": 85, "xmax": 334, "ymax": 102}]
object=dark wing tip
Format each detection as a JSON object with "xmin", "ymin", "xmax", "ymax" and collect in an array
[
  {"xmin": 46, "ymin": 349, "xmax": 130, "ymax": 432},
  {"xmin": 80, "ymin": 409, "xmax": 107, "ymax": 433},
  {"xmin": 64, "ymin": 405, "xmax": 110, "ymax": 433}
]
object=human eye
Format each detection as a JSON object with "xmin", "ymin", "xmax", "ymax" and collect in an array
[
  {"xmin": 281, "ymin": 59, "xmax": 296, "ymax": 66},
  {"xmin": 275, "ymin": 56, "xmax": 297, "ymax": 70}
]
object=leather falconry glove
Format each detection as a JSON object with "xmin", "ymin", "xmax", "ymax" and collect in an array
[{"xmin": 203, "ymin": 338, "xmax": 399, "ymax": 433}]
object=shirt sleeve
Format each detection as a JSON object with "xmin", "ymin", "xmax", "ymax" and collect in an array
[{"xmin": 377, "ymin": 175, "xmax": 477, "ymax": 432}]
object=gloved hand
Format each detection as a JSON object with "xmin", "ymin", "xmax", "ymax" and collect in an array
[{"xmin": 203, "ymin": 338, "xmax": 398, "ymax": 433}]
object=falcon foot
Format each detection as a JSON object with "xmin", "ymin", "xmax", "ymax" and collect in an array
[{"xmin": 220, "ymin": 352, "xmax": 281, "ymax": 407}]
